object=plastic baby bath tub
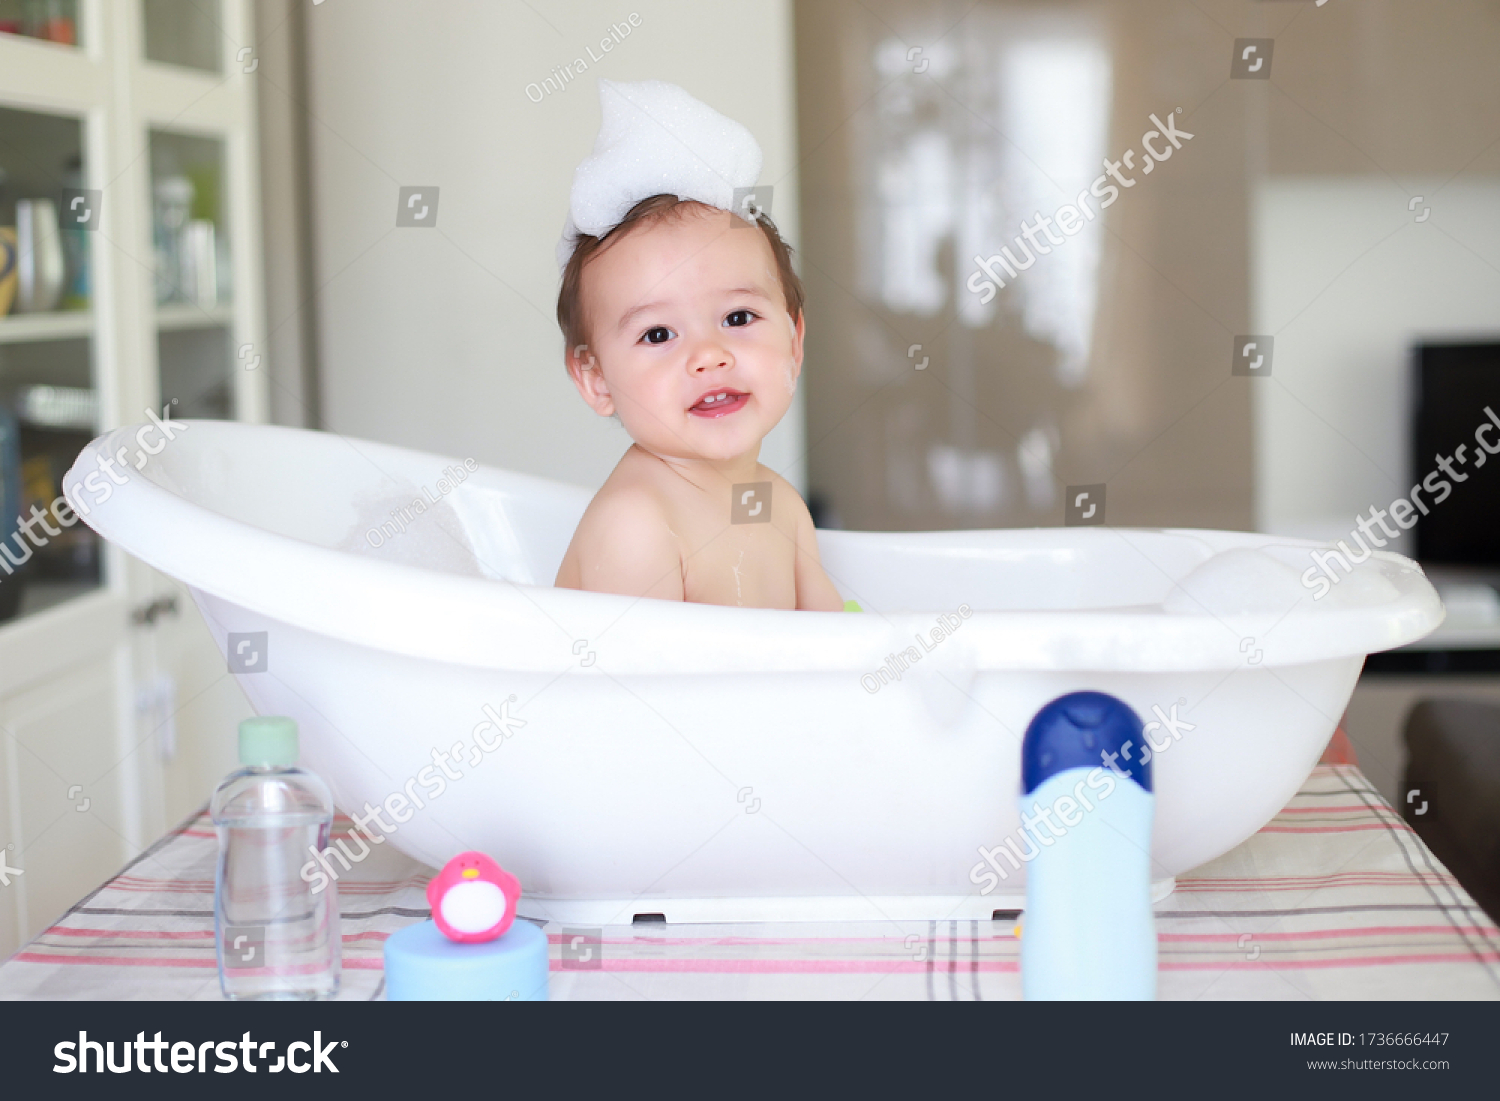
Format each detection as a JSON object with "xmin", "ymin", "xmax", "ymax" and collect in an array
[{"xmin": 65, "ymin": 421, "xmax": 1443, "ymax": 922}]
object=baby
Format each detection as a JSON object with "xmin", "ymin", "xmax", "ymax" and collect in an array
[{"xmin": 552, "ymin": 81, "xmax": 844, "ymax": 612}]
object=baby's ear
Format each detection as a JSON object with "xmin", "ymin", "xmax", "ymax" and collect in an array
[
  {"xmin": 566, "ymin": 342, "xmax": 596, "ymax": 373},
  {"xmin": 566, "ymin": 344, "xmax": 615, "ymax": 417}
]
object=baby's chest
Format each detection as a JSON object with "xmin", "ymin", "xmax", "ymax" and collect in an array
[{"xmin": 679, "ymin": 522, "xmax": 798, "ymax": 608}]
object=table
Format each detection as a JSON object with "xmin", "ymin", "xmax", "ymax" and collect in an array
[{"xmin": 2, "ymin": 765, "xmax": 1496, "ymax": 1000}]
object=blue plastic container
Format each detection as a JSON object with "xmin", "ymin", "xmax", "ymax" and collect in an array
[{"xmin": 384, "ymin": 919, "xmax": 549, "ymax": 1001}]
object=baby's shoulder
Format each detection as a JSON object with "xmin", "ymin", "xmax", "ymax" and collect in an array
[
  {"xmin": 759, "ymin": 466, "xmax": 812, "ymax": 518},
  {"xmin": 581, "ymin": 475, "xmax": 674, "ymax": 531},
  {"xmin": 556, "ymin": 465, "xmax": 683, "ymax": 596}
]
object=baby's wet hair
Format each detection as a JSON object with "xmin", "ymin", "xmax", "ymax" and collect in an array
[{"xmin": 556, "ymin": 193, "xmax": 805, "ymax": 362}]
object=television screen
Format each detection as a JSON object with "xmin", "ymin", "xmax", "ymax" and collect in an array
[{"xmin": 1413, "ymin": 342, "xmax": 1500, "ymax": 565}]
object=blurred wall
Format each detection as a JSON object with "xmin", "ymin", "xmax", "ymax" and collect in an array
[
  {"xmin": 255, "ymin": 0, "xmax": 321, "ymax": 429},
  {"xmin": 1254, "ymin": 179, "xmax": 1500, "ymax": 547},
  {"xmin": 298, "ymin": 0, "xmax": 806, "ymax": 492},
  {"xmin": 1249, "ymin": 1, "xmax": 1500, "ymax": 543},
  {"xmin": 796, "ymin": 0, "xmax": 1256, "ymax": 533},
  {"xmin": 794, "ymin": 0, "xmax": 1500, "ymax": 535}
]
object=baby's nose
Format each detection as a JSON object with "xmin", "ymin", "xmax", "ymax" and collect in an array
[{"xmin": 691, "ymin": 342, "xmax": 734, "ymax": 370}]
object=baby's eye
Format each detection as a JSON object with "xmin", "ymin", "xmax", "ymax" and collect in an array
[
  {"xmin": 640, "ymin": 326, "xmax": 675, "ymax": 345},
  {"xmin": 725, "ymin": 309, "xmax": 758, "ymax": 328}
]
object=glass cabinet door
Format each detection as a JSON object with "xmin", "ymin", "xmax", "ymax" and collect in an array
[
  {"xmin": 141, "ymin": 0, "xmax": 220, "ymax": 72},
  {"xmin": 150, "ymin": 129, "xmax": 234, "ymax": 419},
  {"xmin": 0, "ymin": 0, "xmax": 270, "ymax": 964},
  {"xmin": 0, "ymin": 104, "xmax": 102, "ymax": 625},
  {"xmin": 0, "ymin": 0, "xmax": 81, "ymax": 48}
]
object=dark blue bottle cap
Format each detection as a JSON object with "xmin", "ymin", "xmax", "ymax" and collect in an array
[{"xmin": 1022, "ymin": 691, "xmax": 1151, "ymax": 795}]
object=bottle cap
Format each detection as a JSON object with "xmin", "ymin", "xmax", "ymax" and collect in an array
[{"xmin": 238, "ymin": 716, "xmax": 299, "ymax": 768}]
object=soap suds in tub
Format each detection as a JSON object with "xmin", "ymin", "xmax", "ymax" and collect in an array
[{"xmin": 336, "ymin": 484, "xmax": 486, "ymax": 578}]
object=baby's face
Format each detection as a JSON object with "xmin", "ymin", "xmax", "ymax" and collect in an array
[{"xmin": 570, "ymin": 204, "xmax": 804, "ymax": 465}]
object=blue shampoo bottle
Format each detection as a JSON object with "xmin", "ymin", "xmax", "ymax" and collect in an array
[{"xmin": 1020, "ymin": 691, "xmax": 1157, "ymax": 1000}]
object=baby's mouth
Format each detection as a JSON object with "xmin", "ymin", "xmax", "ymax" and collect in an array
[{"xmin": 688, "ymin": 388, "xmax": 749, "ymax": 418}]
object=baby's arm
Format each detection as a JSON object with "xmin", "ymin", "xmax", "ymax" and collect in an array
[
  {"xmin": 790, "ymin": 488, "xmax": 846, "ymax": 612},
  {"xmin": 554, "ymin": 488, "xmax": 685, "ymax": 601}
]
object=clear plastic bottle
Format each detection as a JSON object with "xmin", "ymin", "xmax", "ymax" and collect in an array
[{"xmin": 212, "ymin": 716, "xmax": 341, "ymax": 1000}]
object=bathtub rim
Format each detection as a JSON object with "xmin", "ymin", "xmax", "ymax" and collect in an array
[{"xmin": 64, "ymin": 421, "xmax": 1445, "ymax": 676}]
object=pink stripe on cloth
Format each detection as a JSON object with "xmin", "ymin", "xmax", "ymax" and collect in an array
[
  {"xmin": 1160, "ymin": 952, "xmax": 1500, "ymax": 971},
  {"xmin": 1257, "ymin": 823, "xmax": 1417, "ymax": 834},
  {"xmin": 549, "ymin": 958, "xmax": 1020, "ymax": 974},
  {"xmin": 1177, "ymin": 881, "xmax": 1452, "ymax": 893},
  {"xmin": 1176, "ymin": 875, "xmax": 1458, "ymax": 892},
  {"xmin": 17, "ymin": 951, "xmax": 389, "ymax": 971},
  {"xmin": 1182, "ymin": 876, "xmax": 1443, "ymax": 884},
  {"xmin": 15, "ymin": 953, "xmax": 214, "ymax": 969},
  {"xmin": 545, "ymin": 933, "xmax": 1015, "ymax": 948},
  {"xmin": 1274, "ymin": 806, "xmax": 1401, "ymax": 814},
  {"xmin": 1158, "ymin": 927, "xmax": 1500, "ymax": 942},
  {"xmin": 102, "ymin": 885, "xmax": 418, "ymax": 899},
  {"xmin": 39, "ymin": 927, "xmax": 401, "ymax": 944},
  {"xmin": 44, "ymin": 927, "xmax": 212, "ymax": 940}
]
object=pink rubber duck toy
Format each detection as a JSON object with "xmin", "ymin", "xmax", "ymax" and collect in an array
[{"xmin": 426, "ymin": 851, "xmax": 522, "ymax": 943}]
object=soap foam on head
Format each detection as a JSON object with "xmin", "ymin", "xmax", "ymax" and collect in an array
[{"xmin": 557, "ymin": 79, "xmax": 763, "ymax": 271}]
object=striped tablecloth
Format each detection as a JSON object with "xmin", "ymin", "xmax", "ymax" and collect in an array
[{"xmin": 1, "ymin": 765, "xmax": 1496, "ymax": 1000}]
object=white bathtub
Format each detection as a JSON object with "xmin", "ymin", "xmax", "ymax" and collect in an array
[{"xmin": 65, "ymin": 421, "xmax": 1442, "ymax": 923}]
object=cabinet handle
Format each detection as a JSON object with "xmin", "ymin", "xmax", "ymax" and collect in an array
[{"xmin": 131, "ymin": 595, "xmax": 179, "ymax": 627}]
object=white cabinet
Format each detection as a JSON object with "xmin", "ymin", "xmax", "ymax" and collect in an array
[
  {"xmin": 1, "ymin": 657, "xmax": 133, "ymax": 939},
  {"xmin": 0, "ymin": 0, "xmax": 267, "ymax": 959}
]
